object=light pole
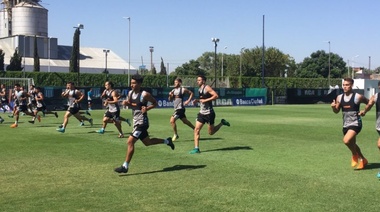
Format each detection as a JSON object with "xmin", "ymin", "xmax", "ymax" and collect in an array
[
  {"xmin": 149, "ymin": 46, "xmax": 154, "ymax": 72},
  {"xmin": 324, "ymin": 41, "xmax": 331, "ymax": 86},
  {"xmin": 221, "ymin": 46, "xmax": 227, "ymax": 79},
  {"xmin": 123, "ymin": 17, "xmax": 131, "ymax": 86},
  {"xmin": 23, "ymin": 36, "xmax": 26, "ymax": 78},
  {"xmin": 103, "ymin": 49, "xmax": 110, "ymax": 80},
  {"xmin": 351, "ymin": 55, "xmax": 359, "ymax": 78},
  {"xmin": 48, "ymin": 37, "xmax": 50, "ymax": 73},
  {"xmin": 240, "ymin": 47, "xmax": 245, "ymax": 88},
  {"xmin": 73, "ymin": 24, "xmax": 84, "ymax": 86},
  {"xmin": 211, "ymin": 37, "xmax": 219, "ymax": 88}
]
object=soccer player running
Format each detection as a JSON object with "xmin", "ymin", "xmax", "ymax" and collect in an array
[
  {"xmin": 358, "ymin": 81, "xmax": 380, "ymax": 177},
  {"xmin": 56, "ymin": 82, "xmax": 93, "ymax": 133},
  {"xmin": 10, "ymin": 83, "xmax": 37, "ymax": 128},
  {"xmin": 0, "ymin": 83, "xmax": 11, "ymax": 114},
  {"xmin": 114, "ymin": 74, "xmax": 175, "ymax": 174},
  {"xmin": 190, "ymin": 75, "xmax": 230, "ymax": 154},
  {"xmin": 96, "ymin": 81, "xmax": 124, "ymax": 138},
  {"xmin": 168, "ymin": 78, "xmax": 195, "ymax": 141},
  {"xmin": 331, "ymin": 77, "xmax": 370, "ymax": 170},
  {"xmin": 29, "ymin": 87, "xmax": 58, "ymax": 124},
  {"xmin": 87, "ymin": 88, "xmax": 93, "ymax": 111}
]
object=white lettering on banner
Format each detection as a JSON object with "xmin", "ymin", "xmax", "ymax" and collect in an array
[
  {"xmin": 235, "ymin": 98, "xmax": 264, "ymax": 105},
  {"xmin": 304, "ymin": 90, "xmax": 315, "ymax": 95},
  {"xmin": 215, "ymin": 99, "xmax": 233, "ymax": 106},
  {"xmin": 158, "ymin": 100, "xmax": 175, "ymax": 107},
  {"xmin": 156, "ymin": 98, "xmax": 264, "ymax": 107}
]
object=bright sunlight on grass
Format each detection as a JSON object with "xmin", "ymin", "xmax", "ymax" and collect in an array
[{"xmin": 0, "ymin": 105, "xmax": 379, "ymax": 211}]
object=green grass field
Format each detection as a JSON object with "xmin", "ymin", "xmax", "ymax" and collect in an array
[{"xmin": 1, "ymin": 105, "xmax": 380, "ymax": 211}]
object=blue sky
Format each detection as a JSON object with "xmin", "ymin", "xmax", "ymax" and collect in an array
[{"xmin": 45, "ymin": 0, "xmax": 380, "ymax": 72}]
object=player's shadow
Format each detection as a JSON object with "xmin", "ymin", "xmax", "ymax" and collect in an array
[
  {"xmin": 355, "ymin": 163, "xmax": 380, "ymax": 170},
  {"xmin": 199, "ymin": 137, "xmax": 223, "ymax": 141},
  {"xmin": 202, "ymin": 146, "xmax": 253, "ymax": 153},
  {"xmin": 119, "ymin": 164, "xmax": 207, "ymax": 177}
]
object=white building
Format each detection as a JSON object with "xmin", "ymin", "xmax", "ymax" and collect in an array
[{"xmin": 0, "ymin": 0, "xmax": 136, "ymax": 75}]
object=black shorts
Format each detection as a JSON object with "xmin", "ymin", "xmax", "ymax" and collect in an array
[
  {"xmin": 196, "ymin": 111, "xmax": 216, "ymax": 125},
  {"xmin": 131, "ymin": 125, "xmax": 149, "ymax": 140},
  {"xmin": 104, "ymin": 110, "xmax": 120, "ymax": 121},
  {"xmin": 68, "ymin": 105, "xmax": 81, "ymax": 115},
  {"xmin": 172, "ymin": 109, "xmax": 186, "ymax": 120},
  {"xmin": 18, "ymin": 105, "xmax": 28, "ymax": 113},
  {"xmin": 88, "ymin": 100, "xmax": 93, "ymax": 104},
  {"xmin": 36, "ymin": 106, "xmax": 47, "ymax": 112},
  {"xmin": 343, "ymin": 126, "xmax": 362, "ymax": 135}
]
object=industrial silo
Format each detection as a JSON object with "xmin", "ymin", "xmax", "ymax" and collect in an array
[{"xmin": 11, "ymin": 1, "xmax": 48, "ymax": 36}]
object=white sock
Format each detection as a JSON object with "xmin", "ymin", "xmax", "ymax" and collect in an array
[{"xmin": 123, "ymin": 162, "xmax": 129, "ymax": 168}]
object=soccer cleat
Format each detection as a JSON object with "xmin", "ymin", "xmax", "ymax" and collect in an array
[
  {"xmin": 56, "ymin": 128, "xmax": 65, "ymax": 133},
  {"xmin": 166, "ymin": 137, "xmax": 175, "ymax": 150},
  {"xmin": 28, "ymin": 120, "xmax": 35, "ymax": 124},
  {"xmin": 88, "ymin": 118, "xmax": 93, "ymax": 127},
  {"xmin": 79, "ymin": 122, "xmax": 85, "ymax": 126},
  {"xmin": 0, "ymin": 117, "xmax": 4, "ymax": 124},
  {"xmin": 10, "ymin": 123, "xmax": 18, "ymax": 128},
  {"xmin": 85, "ymin": 110, "xmax": 91, "ymax": 116},
  {"xmin": 172, "ymin": 134, "xmax": 179, "ymax": 141},
  {"xmin": 221, "ymin": 119, "xmax": 230, "ymax": 127},
  {"xmin": 118, "ymin": 134, "xmax": 124, "ymax": 138},
  {"xmin": 189, "ymin": 148, "xmax": 201, "ymax": 154},
  {"xmin": 54, "ymin": 112, "xmax": 58, "ymax": 118},
  {"xmin": 37, "ymin": 115, "xmax": 41, "ymax": 122},
  {"xmin": 351, "ymin": 154, "xmax": 359, "ymax": 167},
  {"xmin": 377, "ymin": 172, "xmax": 380, "ymax": 179},
  {"xmin": 96, "ymin": 129, "xmax": 105, "ymax": 134},
  {"xmin": 8, "ymin": 114, "xmax": 13, "ymax": 118},
  {"xmin": 126, "ymin": 119, "xmax": 131, "ymax": 127},
  {"xmin": 356, "ymin": 158, "xmax": 368, "ymax": 170},
  {"xmin": 114, "ymin": 165, "xmax": 128, "ymax": 173}
]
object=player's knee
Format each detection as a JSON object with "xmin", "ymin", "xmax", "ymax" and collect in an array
[{"xmin": 342, "ymin": 138, "xmax": 350, "ymax": 145}]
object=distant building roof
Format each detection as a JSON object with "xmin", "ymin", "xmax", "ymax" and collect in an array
[{"xmin": 0, "ymin": 36, "xmax": 136, "ymax": 75}]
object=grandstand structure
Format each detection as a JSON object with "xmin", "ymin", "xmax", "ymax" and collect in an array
[{"xmin": 0, "ymin": 0, "xmax": 136, "ymax": 74}]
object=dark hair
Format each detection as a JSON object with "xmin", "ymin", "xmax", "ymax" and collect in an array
[
  {"xmin": 106, "ymin": 81, "xmax": 114, "ymax": 88},
  {"xmin": 67, "ymin": 82, "xmax": 74, "ymax": 86},
  {"xmin": 175, "ymin": 78, "xmax": 182, "ymax": 83},
  {"xmin": 343, "ymin": 77, "xmax": 354, "ymax": 85},
  {"xmin": 132, "ymin": 74, "xmax": 143, "ymax": 84},
  {"xmin": 14, "ymin": 83, "xmax": 21, "ymax": 87},
  {"xmin": 197, "ymin": 75, "xmax": 206, "ymax": 81}
]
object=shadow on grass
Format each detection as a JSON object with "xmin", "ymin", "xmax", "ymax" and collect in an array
[
  {"xmin": 355, "ymin": 163, "xmax": 380, "ymax": 170},
  {"xmin": 119, "ymin": 164, "xmax": 207, "ymax": 177},
  {"xmin": 202, "ymin": 146, "xmax": 253, "ymax": 153},
  {"xmin": 199, "ymin": 137, "xmax": 223, "ymax": 141}
]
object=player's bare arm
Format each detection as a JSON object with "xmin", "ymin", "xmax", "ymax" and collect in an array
[
  {"xmin": 143, "ymin": 92, "xmax": 157, "ymax": 112},
  {"xmin": 184, "ymin": 88, "xmax": 193, "ymax": 105},
  {"xmin": 199, "ymin": 85, "xmax": 218, "ymax": 104},
  {"xmin": 359, "ymin": 95, "xmax": 374, "ymax": 116},
  {"xmin": 331, "ymin": 97, "xmax": 340, "ymax": 114}
]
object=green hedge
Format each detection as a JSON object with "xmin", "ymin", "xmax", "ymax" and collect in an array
[{"xmin": 0, "ymin": 71, "xmax": 340, "ymax": 92}]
